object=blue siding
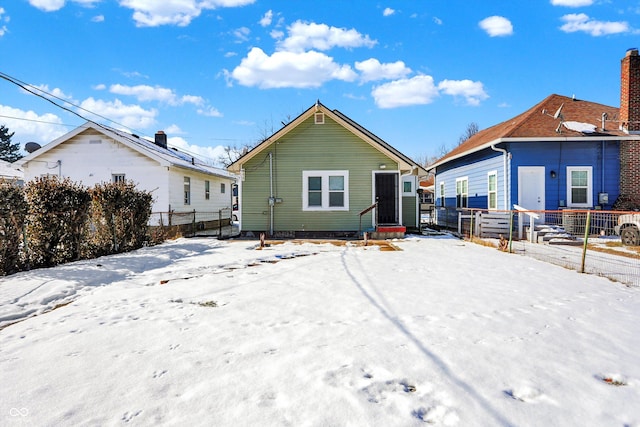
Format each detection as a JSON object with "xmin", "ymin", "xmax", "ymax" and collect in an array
[
  {"xmin": 509, "ymin": 140, "xmax": 619, "ymax": 210},
  {"xmin": 435, "ymin": 151, "xmax": 505, "ymax": 209}
]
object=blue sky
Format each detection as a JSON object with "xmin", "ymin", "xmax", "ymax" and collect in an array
[{"xmin": 0, "ymin": 0, "xmax": 638, "ymax": 165}]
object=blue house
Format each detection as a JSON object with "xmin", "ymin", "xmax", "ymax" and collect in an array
[{"xmin": 429, "ymin": 50, "xmax": 640, "ymax": 227}]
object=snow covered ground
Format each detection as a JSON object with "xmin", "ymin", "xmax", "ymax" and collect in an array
[{"xmin": 1, "ymin": 235, "xmax": 639, "ymax": 426}]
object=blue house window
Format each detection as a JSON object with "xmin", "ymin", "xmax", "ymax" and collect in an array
[
  {"xmin": 566, "ymin": 166, "xmax": 592, "ymax": 207},
  {"xmin": 488, "ymin": 171, "xmax": 497, "ymax": 210},
  {"xmin": 456, "ymin": 177, "xmax": 468, "ymax": 208},
  {"xmin": 439, "ymin": 182, "xmax": 445, "ymax": 207}
]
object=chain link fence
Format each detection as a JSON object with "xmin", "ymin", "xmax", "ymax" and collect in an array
[{"xmin": 430, "ymin": 207, "xmax": 639, "ymax": 287}]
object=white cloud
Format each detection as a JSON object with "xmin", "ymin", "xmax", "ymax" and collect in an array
[
  {"xmin": 277, "ymin": 21, "xmax": 377, "ymax": 53},
  {"xmin": 437, "ymin": 79, "xmax": 489, "ymax": 106},
  {"xmin": 118, "ymin": 0, "xmax": 256, "ymax": 27},
  {"xmin": 29, "ymin": 0, "xmax": 65, "ymax": 12},
  {"xmin": 28, "ymin": 0, "xmax": 100, "ymax": 12},
  {"xmin": 231, "ymin": 47, "xmax": 357, "ymax": 89},
  {"xmin": 91, "ymin": 15, "xmax": 104, "ymax": 22},
  {"xmin": 197, "ymin": 106, "xmax": 223, "ymax": 117},
  {"xmin": 383, "ymin": 8, "xmax": 395, "ymax": 17},
  {"xmin": 233, "ymin": 26, "xmax": 250, "ymax": 42},
  {"xmin": 0, "ymin": 105, "xmax": 67, "ymax": 145},
  {"xmin": 79, "ymin": 97, "xmax": 157, "ymax": 129},
  {"xmin": 371, "ymin": 75, "xmax": 439, "ymax": 108},
  {"xmin": 167, "ymin": 137, "xmax": 227, "ymax": 165},
  {"xmin": 479, "ymin": 16, "xmax": 513, "ymax": 37},
  {"xmin": 433, "ymin": 17, "xmax": 443, "ymax": 25},
  {"xmin": 551, "ymin": 0, "xmax": 593, "ymax": 6},
  {"xmin": 92, "ymin": 84, "xmax": 107, "ymax": 90},
  {"xmin": 355, "ymin": 58, "xmax": 412, "ymax": 83},
  {"xmin": 109, "ymin": 84, "xmax": 204, "ymax": 106},
  {"xmin": 560, "ymin": 13, "xmax": 629, "ymax": 36},
  {"xmin": 259, "ymin": 10, "xmax": 273, "ymax": 27},
  {"xmin": 0, "ymin": 8, "xmax": 8, "ymax": 37}
]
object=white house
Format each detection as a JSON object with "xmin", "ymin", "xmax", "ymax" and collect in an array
[
  {"xmin": 0, "ymin": 159, "xmax": 23, "ymax": 185},
  {"xmin": 17, "ymin": 122, "xmax": 236, "ymax": 224}
]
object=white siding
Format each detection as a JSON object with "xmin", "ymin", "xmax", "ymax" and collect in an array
[
  {"xmin": 168, "ymin": 168, "xmax": 233, "ymax": 215},
  {"xmin": 23, "ymin": 130, "xmax": 168, "ymax": 213}
]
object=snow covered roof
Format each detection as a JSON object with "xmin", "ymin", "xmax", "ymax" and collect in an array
[
  {"xmin": 0, "ymin": 159, "xmax": 23, "ymax": 179},
  {"xmin": 18, "ymin": 122, "xmax": 235, "ymax": 181}
]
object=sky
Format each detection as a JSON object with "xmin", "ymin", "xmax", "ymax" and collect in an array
[
  {"xmin": 1, "ymin": 236, "xmax": 639, "ymax": 425},
  {"xmin": 0, "ymin": 0, "xmax": 639, "ymax": 166}
]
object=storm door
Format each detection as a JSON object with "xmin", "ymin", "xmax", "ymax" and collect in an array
[{"xmin": 375, "ymin": 172, "xmax": 399, "ymax": 224}]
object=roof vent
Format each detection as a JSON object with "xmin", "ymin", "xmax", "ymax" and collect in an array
[{"xmin": 314, "ymin": 112, "xmax": 325, "ymax": 125}]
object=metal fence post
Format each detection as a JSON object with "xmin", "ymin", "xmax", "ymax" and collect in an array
[{"xmin": 580, "ymin": 210, "xmax": 591, "ymax": 273}]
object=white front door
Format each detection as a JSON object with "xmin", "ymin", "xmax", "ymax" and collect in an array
[{"xmin": 518, "ymin": 166, "xmax": 545, "ymax": 222}]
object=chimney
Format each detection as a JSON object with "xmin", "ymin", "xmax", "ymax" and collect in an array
[
  {"xmin": 620, "ymin": 48, "xmax": 640, "ymax": 134},
  {"xmin": 154, "ymin": 131, "xmax": 167, "ymax": 149},
  {"xmin": 617, "ymin": 48, "xmax": 640, "ymax": 210}
]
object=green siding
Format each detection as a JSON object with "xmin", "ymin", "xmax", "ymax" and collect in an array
[
  {"xmin": 402, "ymin": 196, "xmax": 417, "ymax": 227},
  {"xmin": 240, "ymin": 115, "xmax": 398, "ymax": 232}
]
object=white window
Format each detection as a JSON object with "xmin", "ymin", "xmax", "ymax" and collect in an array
[
  {"xmin": 220, "ymin": 182, "xmax": 226, "ymax": 194},
  {"xmin": 439, "ymin": 182, "xmax": 445, "ymax": 207},
  {"xmin": 302, "ymin": 171, "xmax": 349, "ymax": 211},
  {"xmin": 314, "ymin": 112, "xmax": 325, "ymax": 124},
  {"xmin": 205, "ymin": 180, "xmax": 210, "ymax": 200},
  {"xmin": 456, "ymin": 177, "xmax": 468, "ymax": 208},
  {"xmin": 566, "ymin": 166, "xmax": 592, "ymax": 207},
  {"xmin": 184, "ymin": 177, "xmax": 191, "ymax": 205},
  {"xmin": 402, "ymin": 176, "xmax": 414, "ymax": 195},
  {"xmin": 112, "ymin": 174, "xmax": 125, "ymax": 184},
  {"xmin": 487, "ymin": 171, "xmax": 497, "ymax": 210}
]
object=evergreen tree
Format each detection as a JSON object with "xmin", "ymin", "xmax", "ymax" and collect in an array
[{"xmin": 0, "ymin": 125, "xmax": 22, "ymax": 162}]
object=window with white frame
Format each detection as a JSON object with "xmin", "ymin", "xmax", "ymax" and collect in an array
[
  {"xmin": 184, "ymin": 177, "xmax": 191, "ymax": 205},
  {"xmin": 112, "ymin": 174, "xmax": 125, "ymax": 184},
  {"xmin": 220, "ymin": 182, "xmax": 226, "ymax": 194},
  {"xmin": 205, "ymin": 180, "xmax": 210, "ymax": 200},
  {"xmin": 402, "ymin": 176, "xmax": 414, "ymax": 195},
  {"xmin": 456, "ymin": 177, "xmax": 468, "ymax": 208},
  {"xmin": 566, "ymin": 166, "xmax": 592, "ymax": 207},
  {"xmin": 488, "ymin": 171, "xmax": 497, "ymax": 210},
  {"xmin": 302, "ymin": 171, "xmax": 349, "ymax": 211},
  {"xmin": 439, "ymin": 182, "xmax": 445, "ymax": 207}
]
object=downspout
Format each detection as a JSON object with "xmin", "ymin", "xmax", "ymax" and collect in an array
[
  {"xmin": 491, "ymin": 144, "xmax": 509, "ymax": 210},
  {"xmin": 269, "ymin": 152, "xmax": 274, "ymax": 236}
]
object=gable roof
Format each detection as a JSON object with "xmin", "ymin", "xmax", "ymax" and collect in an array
[
  {"xmin": 0, "ymin": 159, "xmax": 23, "ymax": 179},
  {"xmin": 429, "ymin": 94, "xmax": 640, "ymax": 170},
  {"xmin": 228, "ymin": 101, "xmax": 427, "ymax": 176},
  {"xmin": 18, "ymin": 122, "xmax": 234, "ymax": 180}
]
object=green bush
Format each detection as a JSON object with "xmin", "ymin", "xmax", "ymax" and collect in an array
[
  {"xmin": 24, "ymin": 176, "xmax": 91, "ymax": 268},
  {"xmin": 0, "ymin": 181, "xmax": 27, "ymax": 275},
  {"xmin": 86, "ymin": 181, "xmax": 153, "ymax": 257}
]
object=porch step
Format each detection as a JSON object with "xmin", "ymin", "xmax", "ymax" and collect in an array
[
  {"xmin": 370, "ymin": 225, "xmax": 406, "ymax": 240},
  {"xmin": 525, "ymin": 224, "xmax": 582, "ymax": 246}
]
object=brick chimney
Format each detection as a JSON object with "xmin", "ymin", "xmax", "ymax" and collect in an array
[
  {"xmin": 617, "ymin": 48, "xmax": 640, "ymax": 209},
  {"xmin": 154, "ymin": 130, "xmax": 167, "ymax": 149},
  {"xmin": 620, "ymin": 48, "xmax": 640, "ymax": 133}
]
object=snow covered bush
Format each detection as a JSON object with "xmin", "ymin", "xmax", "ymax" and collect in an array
[
  {"xmin": 24, "ymin": 176, "xmax": 91, "ymax": 268},
  {"xmin": 0, "ymin": 181, "xmax": 27, "ymax": 276},
  {"xmin": 85, "ymin": 181, "xmax": 153, "ymax": 257}
]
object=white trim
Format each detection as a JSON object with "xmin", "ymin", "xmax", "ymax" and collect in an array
[
  {"xmin": 455, "ymin": 176, "xmax": 469, "ymax": 208},
  {"xmin": 487, "ymin": 170, "xmax": 498, "ymax": 210},
  {"xmin": 302, "ymin": 170, "xmax": 349, "ymax": 211},
  {"xmin": 566, "ymin": 166, "xmax": 593, "ymax": 207},
  {"xmin": 402, "ymin": 175, "xmax": 415, "ymax": 195}
]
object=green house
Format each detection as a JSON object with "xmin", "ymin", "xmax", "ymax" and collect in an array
[{"xmin": 228, "ymin": 102, "xmax": 427, "ymax": 238}]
